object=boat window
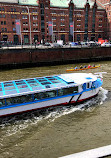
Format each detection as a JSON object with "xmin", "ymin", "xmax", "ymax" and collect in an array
[
  {"xmin": 5, "ymin": 90, "xmax": 17, "ymax": 95},
  {"xmin": 0, "ymin": 99, "xmax": 5, "ymax": 107},
  {"xmin": 6, "ymin": 94, "xmax": 33, "ymax": 106},
  {"xmin": 41, "ymin": 82, "xmax": 51, "ymax": 85},
  {"xmin": 58, "ymin": 89, "xmax": 64, "ymax": 96},
  {"xmin": 15, "ymin": 80, "xmax": 26, "ymax": 85},
  {"xmin": 4, "ymin": 86, "xmax": 16, "ymax": 91},
  {"xmin": 4, "ymin": 82, "xmax": 14, "ymax": 87},
  {"xmin": 34, "ymin": 93, "xmax": 41, "ymax": 100},
  {"xmin": 82, "ymin": 83, "xmax": 86, "ymax": 90},
  {"xmin": 46, "ymin": 90, "xmax": 57, "ymax": 98},
  {"xmin": 26, "ymin": 79, "xmax": 36, "ymax": 83},
  {"xmin": 17, "ymin": 84, "xmax": 28, "ymax": 89},
  {"xmin": 34, "ymin": 90, "xmax": 57, "ymax": 100},
  {"xmin": 86, "ymin": 82, "xmax": 91, "ymax": 89},
  {"xmin": 51, "ymin": 80, "xmax": 61, "ymax": 83},
  {"xmin": 46, "ymin": 77, "xmax": 57, "ymax": 80},
  {"xmin": 58, "ymin": 87, "xmax": 78, "ymax": 96},
  {"xmin": 37, "ymin": 78, "xmax": 47, "ymax": 82},
  {"xmin": 28, "ymin": 83, "xmax": 39, "ymax": 87},
  {"xmin": 32, "ymin": 86, "xmax": 43, "ymax": 91}
]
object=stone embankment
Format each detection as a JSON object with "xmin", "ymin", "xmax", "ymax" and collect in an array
[{"xmin": 0, "ymin": 46, "xmax": 110, "ymax": 68}]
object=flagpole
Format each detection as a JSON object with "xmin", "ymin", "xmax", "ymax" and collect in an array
[
  {"xmin": 73, "ymin": 21, "xmax": 74, "ymax": 42},
  {"xmin": 52, "ymin": 21, "xmax": 53, "ymax": 43},
  {"xmin": 26, "ymin": 6, "xmax": 32, "ymax": 45},
  {"xmin": 20, "ymin": 20, "xmax": 22, "ymax": 46}
]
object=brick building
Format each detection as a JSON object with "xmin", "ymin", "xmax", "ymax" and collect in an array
[
  {"xmin": 95, "ymin": 0, "xmax": 111, "ymax": 40},
  {"xmin": 0, "ymin": 0, "xmax": 107, "ymax": 44}
]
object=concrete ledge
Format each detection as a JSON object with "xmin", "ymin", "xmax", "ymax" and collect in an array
[{"xmin": 59, "ymin": 145, "xmax": 111, "ymax": 158}]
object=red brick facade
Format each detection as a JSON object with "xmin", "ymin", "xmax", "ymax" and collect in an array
[
  {"xmin": 0, "ymin": 0, "xmax": 107, "ymax": 44},
  {"xmin": 96, "ymin": 0, "xmax": 111, "ymax": 41}
]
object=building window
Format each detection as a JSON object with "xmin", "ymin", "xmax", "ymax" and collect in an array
[
  {"xmin": 11, "ymin": 8, "xmax": 13, "ymax": 12},
  {"xmin": 1, "ymin": 21, "xmax": 6, "ymax": 25},
  {"xmin": 99, "ymin": 18, "xmax": 102, "ymax": 22},
  {"xmin": 40, "ymin": 4, "xmax": 44, "ymax": 8},
  {"xmin": 3, "ymin": 14, "xmax": 5, "ymax": 18},
  {"xmin": 5, "ymin": 28, "xmax": 7, "ymax": 32},
  {"xmin": 32, "ymin": 9, "xmax": 37, "ymax": 13},
  {"xmin": 13, "ymin": 28, "xmax": 16, "ymax": 32},
  {"xmin": 33, "ymin": 28, "xmax": 38, "ymax": 31},
  {"xmin": 52, "ymin": 17, "xmax": 56, "ymax": 20},
  {"xmin": 53, "ymin": 22, "xmax": 56, "ymax": 26},
  {"xmin": 22, "ymin": 8, "xmax": 27, "ymax": 13},
  {"xmin": 0, "ymin": 14, "xmax": 5, "ymax": 18},
  {"xmin": 22, "ymin": 15, "xmax": 28, "ymax": 19},
  {"xmin": 23, "ymin": 22, "xmax": 28, "ymax": 25},
  {"xmin": 33, "ymin": 22, "xmax": 38, "ymax": 26},
  {"xmin": 61, "ymin": 22, "xmax": 65, "ymax": 26},
  {"xmin": 23, "ymin": 28, "xmax": 28, "ymax": 32},
  {"xmin": 33, "ymin": 16, "xmax": 37, "ymax": 20},
  {"xmin": 1, "ymin": 28, "xmax": 7, "ymax": 32},
  {"xmin": 77, "ymin": 23, "xmax": 81, "ymax": 26},
  {"xmin": 77, "ymin": 17, "xmax": 81, "ymax": 21},
  {"xmin": 99, "ymin": 24, "xmax": 102, "ymax": 27},
  {"xmin": 41, "ymin": 10, "xmax": 44, "ymax": 15},
  {"xmin": 11, "ymin": 15, "xmax": 17, "ymax": 19},
  {"xmin": 0, "ymin": 8, "xmax": 4, "ymax": 11}
]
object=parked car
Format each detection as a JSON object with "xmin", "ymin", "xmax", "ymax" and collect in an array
[
  {"xmin": 69, "ymin": 42, "xmax": 78, "ymax": 46},
  {"xmin": 0, "ymin": 41, "xmax": 12, "ymax": 47},
  {"xmin": 80, "ymin": 42, "xmax": 89, "ymax": 47},
  {"xmin": 88, "ymin": 41, "xmax": 100, "ymax": 47},
  {"xmin": 44, "ymin": 42, "xmax": 52, "ymax": 46},
  {"xmin": 101, "ymin": 42, "xmax": 111, "ymax": 47},
  {"xmin": 52, "ymin": 43, "xmax": 63, "ymax": 48}
]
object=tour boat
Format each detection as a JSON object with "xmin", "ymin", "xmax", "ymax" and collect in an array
[{"xmin": 0, "ymin": 73, "xmax": 103, "ymax": 117}]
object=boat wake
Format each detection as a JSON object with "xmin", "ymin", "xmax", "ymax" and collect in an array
[
  {"xmin": 0, "ymin": 88, "xmax": 108, "ymax": 151},
  {"xmin": 44, "ymin": 87, "xmax": 108, "ymax": 122},
  {"xmin": 0, "ymin": 88, "xmax": 108, "ymax": 126}
]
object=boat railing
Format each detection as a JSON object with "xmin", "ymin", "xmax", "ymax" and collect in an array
[{"xmin": 94, "ymin": 72, "xmax": 107, "ymax": 79}]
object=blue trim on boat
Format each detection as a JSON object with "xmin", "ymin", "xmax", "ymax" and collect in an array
[
  {"xmin": 0, "ymin": 92, "xmax": 81, "ymax": 110},
  {"xmin": 1, "ymin": 82, "xmax": 5, "ymax": 95},
  {"xmin": 13, "ymin": 80, "xmax": 19, "ymax": 93}
]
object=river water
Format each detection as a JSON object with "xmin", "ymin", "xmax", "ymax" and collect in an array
[{"xmin": 0, "ymin": 61, "xmax": 111, "ymax": 158}]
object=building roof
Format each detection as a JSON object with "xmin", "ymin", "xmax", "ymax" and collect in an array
[
  {"xmin": 50, "ymin": 0, "xmax": 103, "ymax": 9},
  {"xmin": 18, "ymin": 0, "xmax": 103, "ymax": 9},
  {"xmin": 0, "ymin": 0, "xmax": 18, "ymax": 3},
  {"xmin": 19, "ymin": 0, "xmax": 39, "ymax": 6}
]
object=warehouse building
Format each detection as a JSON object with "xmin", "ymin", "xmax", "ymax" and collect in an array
[{"xmin": 0, "ymin": 0, "xmax": 107, "ymax": 44}]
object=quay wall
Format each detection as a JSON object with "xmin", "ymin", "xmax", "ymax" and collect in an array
[{"xmin": 0, "ymin": 47, "xmax": 110, "ymax": 67}]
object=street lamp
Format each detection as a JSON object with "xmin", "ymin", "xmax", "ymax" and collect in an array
[{"xmin": 26, "ymin": 6, "xmax": 32, "ymax": 45}]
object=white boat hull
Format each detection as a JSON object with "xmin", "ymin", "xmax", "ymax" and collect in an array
[{"xmin": 0, "ymin": 87, "xmax": 100, "ymax": 117}]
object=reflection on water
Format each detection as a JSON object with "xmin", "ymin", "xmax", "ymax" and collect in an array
[{"xmin": 0, "ymin": 61, "xmax": 110, "ymax": 158}]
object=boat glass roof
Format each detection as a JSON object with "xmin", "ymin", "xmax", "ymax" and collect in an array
[{"xmin": 0, "ymin": 76, "xmax": 71, "ymax": 98}]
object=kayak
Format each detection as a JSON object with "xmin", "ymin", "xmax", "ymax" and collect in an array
[{"xmin": 66, "ymin": 65, "xmax": 100, "ymax": 72}]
